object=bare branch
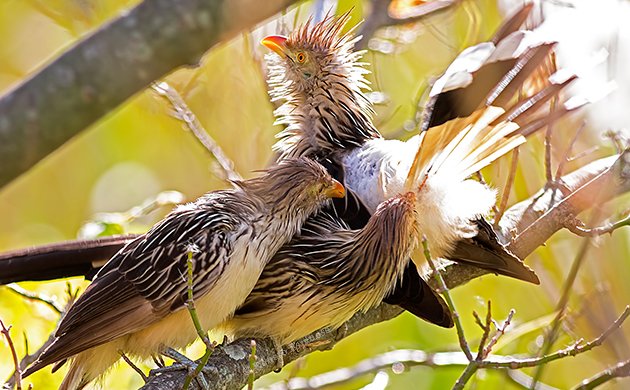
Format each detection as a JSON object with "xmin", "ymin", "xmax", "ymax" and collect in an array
[
  {"xmin": 564, "ymin": 214, "xmax": 630, "ymax": 237},
  {"xmin": 483, "ymin": 309, "xmax": 515, "ymax": 359},
  {"xmin": 0, "ymin": 318, "xmax": 22, "ymax": 390},
  {"xmin": 120, "ymin": 351, "xmax": 149, "ymax": 383},
  {"xmin": 139, "ymin": 149, "xmax": 630, "ymax": 389},
  {"xmin": 0, "ymin": 0, "xmax": 297, "ymax": 189},
  {"xmin": 356, "ymin": 0, "xmax": 458, "ymax": 49},
  {"xmin": 263, "ymin": 305, "xmax": 629, "ymax": 390},
  {"xmin": 5, "ymin": 284, "xmax": 63, "ymax": 314},
  {"xmin": 573, "ymin": 359, "xmax": 630, "ymax": 390},
  {"xmin": 494, "ymin": 148, "xmax": 520, "ymax": 228},
  {"xmin": 422, "ymin": 238, "xmax": 472, "ymax": 361},
  {"xmin": 151, "ymin": 82, "xmax": 242, "ymax": 183}
]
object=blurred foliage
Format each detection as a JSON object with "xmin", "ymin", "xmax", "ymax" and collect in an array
[{"xmin": 0, "ymin": 0, "xmax": 629, "ymax": 389}]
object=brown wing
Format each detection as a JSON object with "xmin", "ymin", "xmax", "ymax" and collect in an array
[{"xmin": 24, "ymin": 200, "xmax": 241, "ymax": 376}]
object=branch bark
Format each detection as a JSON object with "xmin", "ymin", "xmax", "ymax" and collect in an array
[
  {"xmin": 0, "ymin": 0, "xmax": 298, "ymax": 189},
  {"xmin": 139, "ymin": 151, "xmax": 630, "ymax": 389}
]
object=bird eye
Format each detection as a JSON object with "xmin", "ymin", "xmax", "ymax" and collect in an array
[{"xmin": 296, "ymin": 52, "xmax": 306, "ymax": 64}]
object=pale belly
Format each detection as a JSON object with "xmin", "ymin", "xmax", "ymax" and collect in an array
[
  {"xmin": 225, "ymin": 288, "xmax": 384, "ymax": 344},
  {"xmin": 124, "ymin": 245, "xmax": 265, "ymax": 357}
]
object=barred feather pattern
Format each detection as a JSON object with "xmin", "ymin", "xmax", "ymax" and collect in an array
[
  {"xmin": 226, "ymin": 193, "xmax": 419, "ymax": 343},
  {"xmin": 268, "ymin": 13, "xmax": 381, "ymax": 159},
  {"xmin": 24, "ymin": 158, "xmax": 338, "ymax": 388}
]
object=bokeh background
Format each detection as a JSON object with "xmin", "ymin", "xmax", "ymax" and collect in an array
[{"xmin": 1, "ymin": 0, "xmax": 630, "ymax": 389}]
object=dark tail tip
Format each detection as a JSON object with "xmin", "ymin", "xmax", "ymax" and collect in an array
[
  {"xmin": 384, "ymin": 261, "xmax": 454, "ymax": 328},
  {"xmin": 448, "ymin": 218, "xmax": 540, "ymax": 285}
]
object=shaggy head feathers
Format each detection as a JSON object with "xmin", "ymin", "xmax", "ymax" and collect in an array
[{"xmin": 265, "ymin": 12, "xmax": 380, "ymax": 159}]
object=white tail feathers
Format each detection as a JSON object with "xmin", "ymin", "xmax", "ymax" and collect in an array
[{"xmin": 405, "ymin": 106, "xmax": 525, "ymax": 191}]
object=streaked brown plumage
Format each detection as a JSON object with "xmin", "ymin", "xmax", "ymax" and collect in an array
[
  {"xmin": 23, "ymin": 158, "xmax": 344, "ymax": 390},
  {"xmin": 224, "ymin": 192, "xmax": 452, "ymax": 343},
  {"xmin": 1, "ymin": 5, "xmax": 585, "ymax": 367},
  {"xmin": 0, "ymin": 6, "xmax": 549, "ymax": 289},
  {"xmin": 221, "ymin": 8, "xmax": 560, "ymax": 344},
  {"xmin": 261, "ymin": 8, "xmax": 585, "ymax": 286}
]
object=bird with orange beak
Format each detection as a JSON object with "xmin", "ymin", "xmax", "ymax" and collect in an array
[
  {"xmin": 219, "ymin": 9, "xmax": 559, "ymax": 348},
  {"xmin": 22, "ymin": 158, "xmax": 344, "ymax": 389},
  {"xmin": 259, "ymin": 11, "xmax": 549, "ymax": 287}
]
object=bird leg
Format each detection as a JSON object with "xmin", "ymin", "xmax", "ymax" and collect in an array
[
  {"xmin": 270, "ymin": 338, "xmax": 285, "ymax": 372},
  {"xmin": 335, "ymin": 322, "xmax": 349, "ymax": 342}
]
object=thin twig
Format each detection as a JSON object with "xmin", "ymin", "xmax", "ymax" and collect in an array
[
  {"xmin": 564, "ymin": 214, "xmax": 630, "ymax": 237},
  {"xmin": 152, "ymin": 81, "xmax": 242, "ymax": 183},
  {"xmin": 555, "ymin": 122, "xmax": 586, "ymax": 180},
  {"xmin": 421, "ymin": 238, "xmax": 472, "ymax": 361},
  {"xmin": 544, "ymin": 97, "xmax": 558, "ymax": 183},
  {"xmin": 5, "ymin": 284, "xmax": 63, "ymax": 314},
  {"xmin": 494, "ymin": 148, "xmax": 520, "ymax": 228},
  {"xmin": 119, "ymin": 351, "xmax": 148, "ymax": 382},
  {"xmin": 481, "ymin": 306, "xmax": 630, "ymax": 370},
  {"xmin": 248, "ymin": 340, "xmax": 257, "ymax": 390},
  {"xmin": 483, "ymin": 310, "xmax": 515, "ymax": 358},
  {"xmin": 473, "ymin": 301, "xmax": 492, "ymax": 360},
  {"xmin": 573, "ymin": 359, "xmax": 630, "ymax": 389},
  {"xmin": 1, "ymin": 318, "xmax": 22, "ymax": 390},
  {"xmin": 182, "ymin": 248, "xmax": 216, "ymax": 390},
  {"xmin": 530, "ymin": 211, "xmax": 601, "ymax": 387}
]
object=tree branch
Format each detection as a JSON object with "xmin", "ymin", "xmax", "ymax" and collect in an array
[
  {"xmin": 139, "ymin": 151, "xmax": 630, "ymax": 389},
  {"xmin": 356, "ymin": 0, "xmax": 458, "ymax": 49},
  {"xmin": 0, "ymin": 0, "xmax": 298, "ymax": 189}
]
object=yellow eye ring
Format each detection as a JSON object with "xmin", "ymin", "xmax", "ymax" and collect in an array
[{"xmin": 296, "ymin": 52, "xmax": 306, "ymax": 64}]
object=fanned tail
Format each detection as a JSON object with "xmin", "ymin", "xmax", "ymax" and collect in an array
[{"xmin": 405, "ymin": 106, "xmax": 525, "ymax": 191}]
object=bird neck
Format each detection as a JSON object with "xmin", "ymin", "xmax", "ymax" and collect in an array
[
  {"xmin": 243, "ymin": 183, "xmax": 327, "ymax": 240},
  {"xmin": 274, "ymin": 74, "xmax": 381, "ymax": 159},
  {"xmin": 340, "ymin": 206, "xmax": 417, "ymax": 295}
]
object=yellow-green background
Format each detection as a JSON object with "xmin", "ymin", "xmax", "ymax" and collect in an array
[{"xmin": 1, "ymin": 0, "xmax": 629, "ymax": 389}]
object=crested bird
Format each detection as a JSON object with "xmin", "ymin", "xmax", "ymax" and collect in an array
[
  {"xmin": 1, "ymin": 6, "xmax": 559, "ymax": 339},
  {"xmin": 1, "ymin": 3, "xmax": 591, "ymax": 352},
  {"xmin": 224, "ymin": 191, "xmax": 453, "ymax": 344},
  {"xmin": 22, "ymin": 158, "xmax": 344, "ymax": 390},
  {"xmin": 259, "ymin": 6, "xmax": 600, "ymax": 286},
  {"xmin": 0, "ymin": 6, "xmax": 548, "ymax": 288}
]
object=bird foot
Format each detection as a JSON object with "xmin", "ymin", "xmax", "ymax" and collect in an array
[
  {"xmin": 335, "ymin": 323, "xmax": 349, "ymax": 341},
  {"xmin": 270, "ymin": 338, "xmax": 285, "ymax": 373},
  {"xmin": 161, "ymin": 347, "xmax": 210, "ymax": 389}
]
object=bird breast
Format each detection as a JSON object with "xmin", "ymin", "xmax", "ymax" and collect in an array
[{"xmin": 342, "ymin": 136, "xmax": 421, "ymax": 212}]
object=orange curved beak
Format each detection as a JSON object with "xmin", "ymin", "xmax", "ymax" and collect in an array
[
  {"xmin": 326, "ymin": 179, "xmax": 346, "ymax": 199},
  {"xmin": 261, "ymin": 35, "xmax": 288, "ymax": 56}
]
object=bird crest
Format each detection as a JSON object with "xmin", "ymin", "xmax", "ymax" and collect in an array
[{"xmin": 286, "ymin": 11, "xmax": 356, "ymax": 54}]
